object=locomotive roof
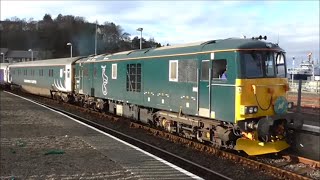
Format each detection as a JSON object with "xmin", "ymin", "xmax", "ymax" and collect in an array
[
  {"xmin": 97, "ymin": 38, "xmax": 283, "ymax": 62},
  {"xmin": 9, "ymin": 57, "xmax": 84, "ymax": 67}
]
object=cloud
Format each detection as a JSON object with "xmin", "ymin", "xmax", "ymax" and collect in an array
[{"xmin": 0, "ymin": 0, "xmax": 319, "ymax": 62}]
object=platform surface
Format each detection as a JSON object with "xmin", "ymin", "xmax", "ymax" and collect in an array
[{"xmin": 0, "ymin": 91, "xmax": 200, "ymax": 179}]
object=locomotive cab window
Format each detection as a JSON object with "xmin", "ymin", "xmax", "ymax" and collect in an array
[
  {"xmin": 241, "ymin": 51, "xmax": 276, "ymax": 78},
  {"xmin": 265, "ymin": 53, "xmax": 275, "ymax": 77},
  {"xmin": 275, "ymin": 52, "xmax": 286, "ymax": 77},
  {"xmin": 212, "ymin": 59, "xmax": 227, "ymax": 80}
]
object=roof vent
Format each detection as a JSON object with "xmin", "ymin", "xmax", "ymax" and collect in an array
[
  {"xmin": 201, "ymin": 40, "xmax": 217, "ymax": 45},
  {"xmin": 251, "ymin": 35, "xmax": 267, "ymax": 40}
]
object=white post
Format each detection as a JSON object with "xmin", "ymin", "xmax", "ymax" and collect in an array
[
  {"xmin": 140, "ymin": 30, "xmax": 142, "ymax": 49},
  {"xmin": 292, "ymin": 56, "xmax": 295, "ymax": 88},
  {"xmin": 312, "ymin": 64, "xmax": 315, "ymax": 81}
]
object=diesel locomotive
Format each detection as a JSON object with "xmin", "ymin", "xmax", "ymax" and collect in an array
[{"xmin": 3, "ymin": 37, "xmax": 302, "ymax": 155}]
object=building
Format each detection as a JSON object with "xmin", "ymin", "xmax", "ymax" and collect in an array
[{"xmin": 0, "ymin": 48, "xmax": 38, "ymax": 63}]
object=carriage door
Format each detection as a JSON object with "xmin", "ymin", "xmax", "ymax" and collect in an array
[
  {"xmin": 198, "ymin": 60, "xmax": 211, "ymax": 118},
  {"xmin": 65, "ymin": 64, "xmax": 72, "ymax": 91}
]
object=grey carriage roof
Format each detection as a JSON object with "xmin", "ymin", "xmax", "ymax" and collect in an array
[
  {"xmin": 8, "ymin": 57, "xmax": 84, "ymax": 67},
  {"xmin": 75, "ymin": 54, "xmax": 108, "ymax": 63},
  {"xmin": 0, "ymin": 63, "xmax": 10, "ymax": 69}
]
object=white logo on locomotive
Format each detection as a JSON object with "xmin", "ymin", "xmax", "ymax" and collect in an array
[{"xmin": 101, "ymin": 65, "xmax": 108, "ymax": 95}]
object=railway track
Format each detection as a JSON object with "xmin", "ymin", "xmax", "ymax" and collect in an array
[
  {"xmin": 4, "ymin": 89, "xmax": 320, "ymax": 180},
  {"xmin": 129, "ymin": 122, "xmax": 319, "ymax": 180}
]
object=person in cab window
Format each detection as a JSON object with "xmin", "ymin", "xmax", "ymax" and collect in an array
[{"xmin": 221, "ymin": 68, "xmax": 227, "ymax": 80}]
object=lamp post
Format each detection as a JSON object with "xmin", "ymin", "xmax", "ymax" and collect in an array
[
  {"xmin": 0, "ymin": 53, "xmax": 4, "ymax": 63},
  {"xmin": 95, "ymin": 20, "xmax": 97, "ymax": 55},
  {"xmin": 136, "ymin": 27, "xmax": 143, "ymax": 49},
  {"xmin": 28, "ymin": 49, "xmax": 33, "ymax": 61},
  {"xmin": 67, "ymin": 43, "xmax": 72, "ymax": 58}
]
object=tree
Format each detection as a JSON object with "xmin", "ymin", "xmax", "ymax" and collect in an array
[
  {"xmin": 43, "ymin": 14, "xmax": 53, "ymax": 22},
  {"xmin": 0, "ymin": 13, "xmax": 163, "ymax": 58}
]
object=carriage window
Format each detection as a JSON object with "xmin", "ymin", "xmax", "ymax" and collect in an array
[
  {"xmin": 48, "ymin": 69, "xmax": 54, "ymax": 77},
  {"xmin": 169, "ymin": 60, "xmax": 178, "ymax": 82},
  {"xmin": 212, "ymin": 59, "xmax": 227, "ymax": 80},
  {"xmin": 201, "ymin": 60, "xmax": 209, "ymax": 81},
  {"xmin": 60, "ymin": 69, "xmax": 63, "ymax": 78},
  {"xmin": 67, "ymin": 69, "xmax": 70, "ymax": 78},
  {"xmin": 83, "ymin": 67, "xmax": 88, "ymax": 77},
  {"xmin": 112, "ymin": 64, "xmax": 117, "ymax": 79}
]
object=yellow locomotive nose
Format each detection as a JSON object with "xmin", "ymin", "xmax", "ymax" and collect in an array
[{"xmin": 236, "ymin": 139, "xmax": 289, "ymax": 156}]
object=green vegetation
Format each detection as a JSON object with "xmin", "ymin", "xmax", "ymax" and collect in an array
[{"xmin": 0, "ymin": 14, "xmax": 162, "ymax": 59}]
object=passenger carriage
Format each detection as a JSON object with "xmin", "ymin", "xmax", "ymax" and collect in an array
[{"xmin": 8, "ymin": 57, "xmax": 82, "ymax": 100}]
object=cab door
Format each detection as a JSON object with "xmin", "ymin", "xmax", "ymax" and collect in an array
[
  {"xmin": 198, "ymin": 54, "xmax": 234, "ymax": 121},
  {"xmin": 210, "ymin": 57, "xmax": 235, "ymax": 123}
]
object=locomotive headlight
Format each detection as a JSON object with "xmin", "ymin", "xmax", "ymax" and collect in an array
[
  {"xmin": 287, "ymin": 102, "xmax": 294, "ymax": 109},
  {"xmin": 253, "ymin": 107, "xmax": 258, "ymax": 113},
  {"xmin": 248, "ymin": 107, "xmax": 254, "ymax": 114}
]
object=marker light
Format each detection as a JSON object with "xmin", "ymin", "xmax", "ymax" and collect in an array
[{"xmin": 288, "ymin": 102, "xmax": 294, "ymax": 109}]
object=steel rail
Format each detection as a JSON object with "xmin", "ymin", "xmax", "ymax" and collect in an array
[{"xmin": 129, "ymin": 122, "xmax": 317, "ymax": 180}]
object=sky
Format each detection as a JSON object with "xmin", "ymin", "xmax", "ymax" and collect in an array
[{"xmin": 0, "ymin": 0, "xmax": 319, "ymax": 66}]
